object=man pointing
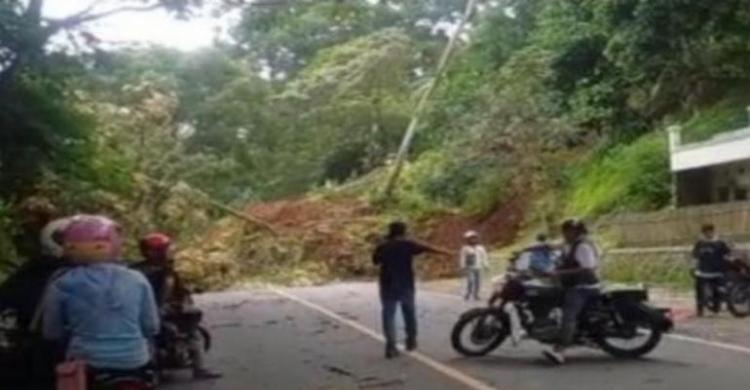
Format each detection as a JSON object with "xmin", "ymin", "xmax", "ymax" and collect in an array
[{"xmin": 372, "ymin": 221, "xmax": 452, "ymax": 359}]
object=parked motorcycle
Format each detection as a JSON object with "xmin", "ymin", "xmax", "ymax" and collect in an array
[
  {"xmin": 693, "ymin": 259, "xmax": 750, "ymax": 318},
  {"xmin": 451, "ymin": 272, "xmax": 673, "ymax": 359},
  {"xmin": 725, "ymin": 261, "xmax": 750, "ymax": 317}
]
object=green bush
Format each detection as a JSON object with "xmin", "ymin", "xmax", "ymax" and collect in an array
[
  {"xmin": 0, "ymin": 200, "xmax": 18, "ymax": 280},
  {"xmin": 567, "ymin": 133, "xmax": 671, "ymax": 217},
  {"xmin": 680, "ymin": 99, "xmax": 749, "ymax": 144}
]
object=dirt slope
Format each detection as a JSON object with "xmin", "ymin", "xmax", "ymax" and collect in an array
[{"xmin": 177, "ymin": 195, "xmax": 525, "ymax": 289}]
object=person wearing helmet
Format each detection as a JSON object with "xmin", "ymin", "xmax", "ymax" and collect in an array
[
  {"xmin": 0, "ymin": 217, "xmax": 74, "ymax": 388},
  {"xmin": 0, "ymin": 217, "xmax": 73, "ymax": 330},
  {"xmin": 459, "ymin": 231, "xmax": 489, "ymax": 301},
  {"xmin": 133, "ymin": 232, "xmax": 222, "ymax": 380},
  {"xmin": 41, "ymin": 215, "xmax": 160, "ymax": 373},
  {"xmin": 543, "ymin": 219, "xmax": 601, "ymax": 365},
  {"xmin": 133, "ymin": 233, "xmax": 178, "ymax": 308}
]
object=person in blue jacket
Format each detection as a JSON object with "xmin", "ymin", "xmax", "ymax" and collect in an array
[{"xmin": 42, "ymin": 215, "xmax": 159, "ymax": 372}]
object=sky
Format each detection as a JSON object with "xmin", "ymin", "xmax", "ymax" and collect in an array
[{"xmin": 43, "ymin": 1, "xmax": 233, "ymax": 51}]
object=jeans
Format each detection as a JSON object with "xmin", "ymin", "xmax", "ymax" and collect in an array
[
  {"xmin": 559, "ymin": 288, "xmax": 599, "ymax": 347},
  {"xmin": 695, "ymin": 275, "xmax": 723, "ymax": 315},
  {"xmin": 465, "ymin": 269, "xmax": 481, "ymax": 300},
  {"xmin": 380, "ymin": 290, "xmax": 417, "ymax": 349}
]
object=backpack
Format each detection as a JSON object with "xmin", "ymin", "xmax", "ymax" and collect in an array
[{"xmin": 529, "ymin": 246, "xmax": 554, "ymax": 273}]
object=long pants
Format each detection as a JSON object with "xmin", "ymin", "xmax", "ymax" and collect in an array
[
  {"xmin": 465, "ymin": 269, "xmax": 481, "ymax": 300},
  {"xmin": 559, "ymin": 288, "xmax": 599, "ymax": 347},
  {"xmin": 380, "ymin": 290, "xmax": 417, "ymax": 349},
  {"xmin": 695, "ymin": 276, "xmax": 723, "ymax": 315}
]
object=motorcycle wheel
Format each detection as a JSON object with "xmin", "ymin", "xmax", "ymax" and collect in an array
[
  {"xmin": 451, "ymin": 308, "xmax": 509, "ymax": 357},
  {"xmin": 596, "ymin": 305, "xmax": 663, "ymax": 359},
  {"xmin": 727, "ymin": 283, "xmax": 750, "ymax": 318}
]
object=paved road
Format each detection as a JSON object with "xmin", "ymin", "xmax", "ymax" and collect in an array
[{"xmin": 167, "ymin": 282, "xmax": 750, "ymax": 390}]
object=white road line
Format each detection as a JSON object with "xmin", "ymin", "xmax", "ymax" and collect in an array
[
  {"xmin": 421, "ymin": 288, "xmax": 750, "ymax": 357},
  {"xmin": 269, "ymin": 286, "xmax": 498, "ymax": 390},
  {"xmin": 665, "ymin": 334, "xmax": 750, "ymax": 356}
]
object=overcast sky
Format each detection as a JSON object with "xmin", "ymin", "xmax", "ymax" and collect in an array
[{"xmin": 43, "ymin": 1, "xmax": 231, "ymax": 51}]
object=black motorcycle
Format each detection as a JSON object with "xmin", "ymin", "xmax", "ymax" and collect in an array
[
  {"xmin": 693, "ymin": 260, "xmax": 750, "ymax": 318},
  {"xmin": 725, "ymin": 262, "xmax": 750, "ymax": 318},
  {"xmin": 155, "ymin": 308, "xmax": 212, "ymax": 374},
  {"xmin": 451, "ymin": 273, "xmax": 673, "ymax": 359}
]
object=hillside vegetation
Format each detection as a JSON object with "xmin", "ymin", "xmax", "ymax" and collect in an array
[{"xmin": 3, "ymin": 0, "xmax": 750, "ymax": 286}]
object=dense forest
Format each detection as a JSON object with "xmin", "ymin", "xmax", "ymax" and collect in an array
[{"xmin": 3, "ymin": 0, "xmax": 750, "ymax": 284}]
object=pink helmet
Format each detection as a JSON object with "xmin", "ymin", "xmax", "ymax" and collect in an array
[{"xmin": 62, "ymin": 215, "xmax": 123, "ymax": 263}]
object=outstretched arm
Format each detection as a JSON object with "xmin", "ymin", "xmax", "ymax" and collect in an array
[{"xmin": 414, "ymin": 240, "xmax": 453, "ymax": 257}]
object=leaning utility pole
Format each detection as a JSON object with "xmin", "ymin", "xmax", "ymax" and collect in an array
[{"xmin": 383, "ymin": 0, "xmax": 479, "ymax": 198}]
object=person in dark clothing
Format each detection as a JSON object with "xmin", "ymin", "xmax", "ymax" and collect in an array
[
  {"xmin": 543, "ymin": 219, "xmax": 600, "ymax": 365},
  {"xmin": 372, "ymin": 221, "xmax": 451, "ymax": 359},
  {"xmin": 0, "ymin": 217, "xmax": 73, "ymax": 389},
  {"xmin": 692, "ymin": 224, "xmax": 732, "ymax": 317},
  {"xmin": 132, "ymin": 232, "xmax": 222, "ymax": 380}
]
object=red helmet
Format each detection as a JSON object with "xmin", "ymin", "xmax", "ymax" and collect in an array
[{"xmin": 139, "ymin": 232, "xmax": 172, "ymax": 255}]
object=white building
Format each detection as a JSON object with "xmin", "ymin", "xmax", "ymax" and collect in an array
[{"xmin": 668, "ymin": 115, "xmax": 750, "ymax": 206}]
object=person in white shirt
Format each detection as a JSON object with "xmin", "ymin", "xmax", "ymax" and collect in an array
[{"xmin": 459, "ymin": 231, "xmax": 489, "ymax": 301}]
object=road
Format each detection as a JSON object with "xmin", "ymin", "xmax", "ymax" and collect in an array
[{"xmin": 166, "ymin": 282, "xmax": 750, "ymax": 390}]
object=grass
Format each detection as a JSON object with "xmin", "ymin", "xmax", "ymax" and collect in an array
[
  {"xmin": 566, "ymin": 133, "xmax": 671, "ymax": 217},
  {"xmin": 602, "ymin": 250, "xmax": 693, "ymax": 289}
]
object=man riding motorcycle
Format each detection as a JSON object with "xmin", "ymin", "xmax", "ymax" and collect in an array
[
  {"xmin": 42, "ymin": 215, "xmax": 160, "ymax": 383},
  {"xmin": 543, "ymin": 219, "xmax": 601, "ymax": 365},
  {"xmin": 132, "ymin": 233, "xmax": 221, "ymax": 380}
]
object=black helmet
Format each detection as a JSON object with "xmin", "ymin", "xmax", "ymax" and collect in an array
[{"xmin": 561, "ymin": 218, "xmax": 588, "ymax": 235}]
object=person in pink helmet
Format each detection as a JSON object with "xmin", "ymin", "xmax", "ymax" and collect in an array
[{"xmin": 41, "ymin": 215, "xmax": 160, "ymax": 372}]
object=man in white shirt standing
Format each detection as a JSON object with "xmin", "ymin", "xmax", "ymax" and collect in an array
[{"xmin": 460, "ymin": 231, "xmax": 489, "ymax": 301}]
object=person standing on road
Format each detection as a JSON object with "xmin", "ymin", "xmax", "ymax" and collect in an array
[
  {"xmin": 459, "ymin": 231, "xmax": 489, "ymax": 301},
  {"xmin": 372, "ymin": 221, "xmax": 452, "ymax": 359},
  {"xmin": 543, "ymin": 219, "xmax": 600, "ymax": 365},
  {"xmin": 692, "ymin": 223, "xmax": 732, "ymax": 317}
]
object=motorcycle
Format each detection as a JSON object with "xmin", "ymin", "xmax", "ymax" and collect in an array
[
  {"xmin": 693, "ymin": 259, "xmax": 750, "ymax": 318},
  {"xmin": 451, "ymin": 271, "xmax": 673, "ymax": 359},
  {"xmin": 87, "ymin": 366, "xmax": 157, "ymax": 390},
  {"xmin": 723, "ymin": 260, "xmax": 750, "ymax": 317},
  {"xmin": 155, "ymin": 308, "xmax": 212, "ymax": 375}
]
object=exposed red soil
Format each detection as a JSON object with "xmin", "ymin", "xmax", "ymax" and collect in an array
[
  {"xmin": 418, "ymin": 196, "xmax": 526, "ymax": 276},
  {"xmin": 240, "ymin": 195, "xmax": 526, "ymax": 279}
]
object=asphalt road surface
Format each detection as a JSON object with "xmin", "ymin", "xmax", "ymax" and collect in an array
[{"xmin": 166, "ymin": 282, "xmax": 750, "ymax": 390}]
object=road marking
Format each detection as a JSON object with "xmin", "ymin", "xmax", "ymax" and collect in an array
[
  {"xmin": 422, "ymin": 288, "xmax": 750, "ymax": 356},
  {"xmin": 665, "ymin": 334, "xmax": 750, "ymax": 356},
  {"xmin": 269, "ymin": 286, "xmax": 498, "ymax": 390}
]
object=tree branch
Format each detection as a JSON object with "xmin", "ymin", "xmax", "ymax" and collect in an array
[{"xmin": 45, "ymin": 3, "xmax": 164, "ymax": 34}]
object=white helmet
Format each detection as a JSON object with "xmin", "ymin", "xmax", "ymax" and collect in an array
[
  {"xmin": 464, "ymin": 230, "xmax": 479, "ymax": 239},
  {"xmin": 40, "ymin": 217, "xmax": 74, "ymax": 258}
]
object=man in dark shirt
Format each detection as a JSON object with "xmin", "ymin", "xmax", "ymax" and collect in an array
[
  {"xmin": 372, "ymin": 221, "xmax": 451, "ymax": 358},
  {"xmin": 692, "ymin": 224, "xmax": 732, "ymax": 317}
]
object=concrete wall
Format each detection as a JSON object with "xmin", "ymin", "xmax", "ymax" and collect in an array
[{"xmin": 600, "ymin": 202, "xmax": 750, "ymax": 247}]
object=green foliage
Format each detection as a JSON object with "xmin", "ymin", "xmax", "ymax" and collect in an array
[
  {"xmin": 0, "ymin": 74, "xmax": 95, "ymax": 198},
  {"xmin": 567, "ymin": 133, "xmax": 671, "ymax": 216},
  {"xmin": 603, "ymin": 252, "xmax": 693, "ymax": 289},
  {"xmin": 680, "ymin": 98, "xmax": 750, "ymax": 143}
]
